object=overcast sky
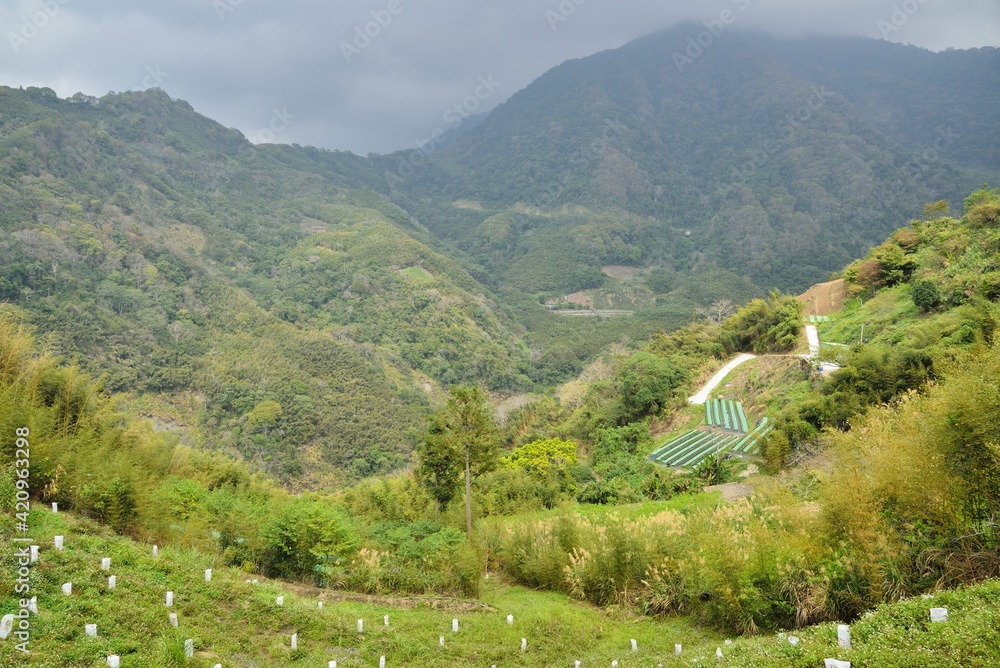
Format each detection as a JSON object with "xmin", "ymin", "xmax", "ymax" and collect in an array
[{"xmin": 1, "ymin": 0, "xmax": 997, "ymax": 154}]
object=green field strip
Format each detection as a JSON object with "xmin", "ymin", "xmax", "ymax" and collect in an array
[
  {"xmin": 731, "ymin": 430, "xmax": 756, "ymax": 452},
  {"xmin": 737, "ymin": 421, "xmax": 773, "ymax": 454},
  {"xmin": 676, "ymin": 441, "xmax": 716, "ymax": 468},
  {"xmin": 736, "ymin": 403, "xmax": 749, "ymax": 433},
  {"xmin": 706, "ymin": 399, "xmax": 716, "ymax": 426},
  {"xmin": 655, "ymin": 430, "xmax": 711, "ymax": 462},
  {"xmin": 744, "ymin": 426, "xmax": 773, "ymax": 455},
  {"xmin": 723, "ymin": 400, "xmax": 734, "ymax": 430},
  {"xmin": 709, "ymin": 434, "xmax": 738, "ymax": 464},
  {"xmin": 736, "ymin": 435, "xmax": 758, "ymax": 454},
  {"xmin": 731, "ymin": 420, "xmax": 765, "ymax": 453},
  {"xmin": 662, "ymin": 431, "xmax": 719, "ymax": 465},
  {"xmin": 680, "ymin": 434, "xmax": 737, "ymax": 467},
  {"xmin": 678, "ymin": 445, "xmax": 714, "ymax": 468},
  {"xmin": 650, "ymin": 430, "xmax": 697, "ymax": 458},
  {"xmin": 737, "ymin": 428, "xmax": 763, "ymax": 453},
  {"xmin": 662, "ymin": 432, "xmax": 716, "ymax": 465},
  {"xmin": 652, "ymin": 430, "xmax": 703, "ymax": 461}
]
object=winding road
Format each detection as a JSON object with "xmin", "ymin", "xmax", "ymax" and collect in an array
[
  {"xmin": 687, "ymin": 353, "xmax": 757, "ymax": 404},
  {"xmin": 687, "ymin": 324, "xmax": 837, "ymax": 405}
]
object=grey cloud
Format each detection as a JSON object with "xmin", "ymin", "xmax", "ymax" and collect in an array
[{"xmin": 0, "ymin": 0, "xmax": 996, "ymax": 153}]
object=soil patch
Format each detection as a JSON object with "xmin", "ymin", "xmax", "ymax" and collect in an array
[
  {"xmin": 798, "ymin": 279, "xmax": 847, "ymax": 316},
  {"xmin": 601, "ymin": 265, "xmax": 641, "ymax": 280},
  {"xmin": 703, "ymin": 482, "xmax": 754, "ymax": 503},
  {"xmin": 565, "ymin": 291, "xmax": 595, "ymax": 308}
]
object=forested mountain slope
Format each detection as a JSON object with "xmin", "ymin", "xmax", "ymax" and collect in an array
[
  {"xmin": 0, "ymin": 86, "xmax": 532, "ymax": 484},
  {"xmin": 2, "ymin": 29, "xmax": 998, "ymax": 484},
  {"xmin": 392, "ymin": 28, "xmax": 999, "ymax": 292}
]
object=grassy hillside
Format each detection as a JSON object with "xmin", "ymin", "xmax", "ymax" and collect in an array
[
  {"xmin": 2, "ymin": 507, "xmax": 996, "ymax": 666},
  {"xmin": 0, "ymin": 85, "xmax": 702, "ymax": 480}
]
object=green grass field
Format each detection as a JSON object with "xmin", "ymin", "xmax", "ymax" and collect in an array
[
  {"xmin": 3, "ymin": 507, "xmax": 998, "ymax": 667},
  {"xmin": 398, "ymin": 266, "xmax": 434, "ymax": 283},
  {"xmin": 2, "ymin": 509, "xmax": 724, "ymax": 667}
]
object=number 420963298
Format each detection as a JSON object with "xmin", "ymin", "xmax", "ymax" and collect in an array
[{"xmin": 14, "ymin": 427, "xmax": 30, "ymax": 528}]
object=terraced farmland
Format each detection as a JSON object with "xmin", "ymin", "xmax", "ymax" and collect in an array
[
  {"xmin": 705, "ymin": 398, "xmax": 749, "ymax": 433},
  {"xmin": 649, "ymin": 430, "xmax": 740, "ymax": 467},
  {"xmin": 730, "ymin": 418, "xmax": 773, "ymax": 456},
  {"xmin": 651, "ymin": 397, "xmax": 774, "ymax": 467}
]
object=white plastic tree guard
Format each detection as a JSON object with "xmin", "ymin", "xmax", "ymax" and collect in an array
[{"xmin": 837, "ymin": 624, "xmax": 851, "ymax": 649}]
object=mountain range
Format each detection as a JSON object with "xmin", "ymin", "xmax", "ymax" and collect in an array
[{"xmin": 1, "ymin": 26, "xmax": 997, "ymax": 482}]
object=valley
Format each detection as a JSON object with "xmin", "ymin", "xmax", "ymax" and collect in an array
[{"xmin": 2, "ymin": 22, "xmax": 1000, "ymax": 668}]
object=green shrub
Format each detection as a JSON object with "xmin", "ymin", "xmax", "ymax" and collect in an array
[
  {"xmin": 76, "ymin": 476, "xmax": 138, "ymax": 532},
  {"xmin": 912, "ymin": 278, "xmax": 941, "ymax": 310},
  {"xmin": 720, "ymin": 293, "xmax": 804, "ymax": 354},
  {"xmin": 615, "ymin": 352, "xmax": 687, "ymax": 422},
  {"xmin": 261, "ymin": 497, "xmax": 359, "ymax": 581}
]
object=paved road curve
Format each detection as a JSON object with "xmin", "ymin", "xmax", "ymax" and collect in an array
[{"xmin": 687, "ymin": 353, "xmax": 757, "ymax": 405}]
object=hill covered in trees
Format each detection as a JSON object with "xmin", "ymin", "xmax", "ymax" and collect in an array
[
  {"xmin": 1, "ymin": 29, "xmax": 999, "ymax": 484},
  {"xmin": 388, "ymin": 28, "xmax": 999, "ymax": 293},
  {"xmin": 0, "ymin": 86, "xmax": 539, "ymax": 484}
]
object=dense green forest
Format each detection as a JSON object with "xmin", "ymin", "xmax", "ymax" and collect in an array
[
  {"xmin": 2, "ymin": 33, "xmax": 998, "ymax": 485},
  {"xmin": 0, "ymin": 84, "xmax": 716, "ymax": 484},
  {"xmin": 387, "ymin": 30, "xmax": 999, "ymax": 292}
]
